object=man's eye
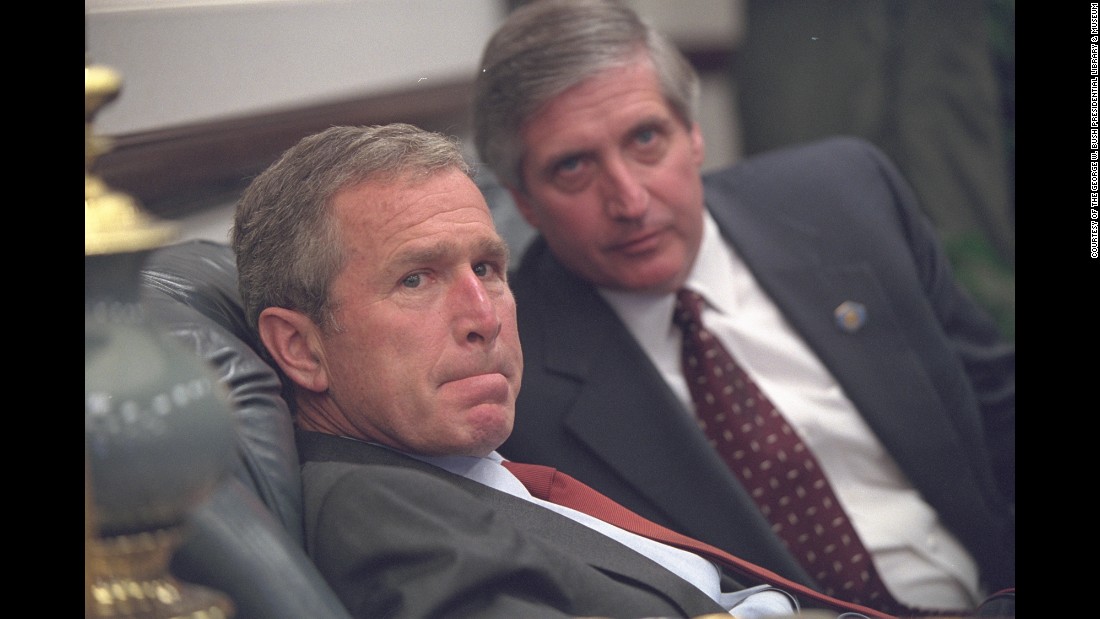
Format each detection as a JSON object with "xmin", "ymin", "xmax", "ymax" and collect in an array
[
  {"xmin": 556, "ymin": 156, "xmax": 581, "ymax": 174},
  {"xmin": 636, "ymin": 128, "xmax": 656, "ymax": 144},
  {"xmin": 473, "ymin": 263, "xmax": 489, "ymax": 277},
  {"xmin": 549, "ymin": 155, "xmax": 592, "ymax": 192},
  {"xmin": 401, "ymin": 273, "xmax": 422, "ymax": 288}
]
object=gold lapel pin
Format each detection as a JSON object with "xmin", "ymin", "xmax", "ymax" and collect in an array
[{"xmin": 834, "ymin": 300, "xmax": 867, "ymax": 333}]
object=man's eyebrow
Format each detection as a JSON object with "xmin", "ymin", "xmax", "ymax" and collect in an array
[
  {"xmin": 390, "ymin": 244, "xmax": 449, "ymax": 270},
  {"xmin": 390, "ymin": 235, "xmax": 510, "ymax": 269},
  {"xmin": 537, "ymin": 115, "xmax": 671, "ymax": 171},
  {"xmin": 542, "ymin": 148, "xmax": 590, "ymax": 172},
  {"xmin": 476, "ymin": 235, "xmax": 511, "ymax": 264}
]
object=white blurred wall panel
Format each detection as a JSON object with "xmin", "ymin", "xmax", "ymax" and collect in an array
[
  {"xmin": 623, "ymin": 0, "xmax": 743, "ymax": 48},
  {"xmin": 85, "ymin": 0, "xmax": 745, "ymax": 242},
  {"xmin": 85, "ymin": 0, "xmax": 506, "ymax": 135}
]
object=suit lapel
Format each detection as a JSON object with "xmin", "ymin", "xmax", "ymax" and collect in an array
[
  {"xmin": 467, "ymin": 476, "xmax": 721, "ymax": 617},
  {"xmin": 523, "ymin": 254, "xmax": 814, "ymax": 584},
  {"xmin": 705, "ymin": 178, "xmax": 989, "ymax": 525},
  {"xmin": 296, "ymin": 431, "xmax": 725, "ymax": 617}
]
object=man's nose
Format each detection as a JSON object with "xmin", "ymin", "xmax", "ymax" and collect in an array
[
  {"xmin": 453, "ymin": 272, "xmax": 502, "ymax": 345},
  {"xmin": 601, "ymin": 157, "xmax": 649, "ymax": 220}
]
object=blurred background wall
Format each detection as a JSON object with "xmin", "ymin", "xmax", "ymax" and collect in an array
[
  {"xmin": 85, "ymin": 0, "xmax": 1013, "ymax": 340},
  {"xmin": 85, "ymin": 0, "xmax": 745, "ymax": 237},
  {"xmin": 732, "ymin": 0, "xmax": 1015, "ymax": 340},
  {"xmin": 86, "ymin": 0, "xmax": 507, "ymax": 137}
]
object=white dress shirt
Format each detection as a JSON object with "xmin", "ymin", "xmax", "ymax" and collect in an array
[
  {"xmin": 597, "ymin": 211, "xmax": 982, "ymax": 610},
  {"xmin": 415, "ymin": 449, "xmax": 800, "ymax": 618}
]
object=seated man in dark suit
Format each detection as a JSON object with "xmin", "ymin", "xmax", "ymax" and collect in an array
[
  {"xmin": 230, "ymin": 122, "xmax": 911, "ymax": 618},
  {"xmin": 472, "ymin": 0, "xmax": 1014, "ymax": 616}
]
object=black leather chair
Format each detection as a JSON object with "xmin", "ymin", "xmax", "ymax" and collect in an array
[{"xmin": 139, "ymin": 239, "xmax": 351, "ymax": 619}]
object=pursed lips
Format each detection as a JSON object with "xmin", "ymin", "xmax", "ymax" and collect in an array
[
  {"xmin": 438, "ymin": 371, "xmax": 514, "ymax": 407},
  {"xmin": 607, "ymin": 226, "xmax": 667, "ymax": 255},
  {"xmin": 437, "ymin": 360, "xmax": 517, "ymax": 390}
]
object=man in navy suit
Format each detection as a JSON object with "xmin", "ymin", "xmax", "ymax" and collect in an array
[
  {"xmin": 232, "ymin": 122, "xmax": 875, "ymax": 618},
  {"xmin": 473, "ymin": 0, "xmax": 1014, "ymax": 615}
]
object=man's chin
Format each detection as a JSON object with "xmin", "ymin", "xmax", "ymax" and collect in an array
[
  {"xmin": 606, "ymin": 265, "xmax": 687, "ymax": 294},
  {"xmin": 589, "ymin": 249, "xmax": 689, "ymax": 293},
  {"xmin": 464, "ymin": 406, "xmax": 514, "ymax": 453}
]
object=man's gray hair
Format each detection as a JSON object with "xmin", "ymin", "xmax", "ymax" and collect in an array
[
  {"xmin": 232, "ymin": 123, "xmax": 472, "ymax": 336},
  {"xmin": 473, "ymin": 0, "xmax": 700, "ymax": 191}
]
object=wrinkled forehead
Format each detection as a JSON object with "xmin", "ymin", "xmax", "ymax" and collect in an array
[
  {"xmin": 333, "ymin": 170, "xmax": 502, "ymax": 261},
  {"xmin": 336, "ymin": 168, "xmax": 484, "ymax": 225}
]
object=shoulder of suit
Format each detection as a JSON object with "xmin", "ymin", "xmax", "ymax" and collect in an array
[{"xmin": 704, "ymin": 136, "xmax": 884, "ymax": 184}]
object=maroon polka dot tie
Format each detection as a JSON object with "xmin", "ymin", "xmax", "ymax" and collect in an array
[{"xmin": 673, "ymin": 288, "xmax": 906, "ymax": 614}]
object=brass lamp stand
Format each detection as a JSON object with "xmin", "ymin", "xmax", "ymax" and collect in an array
[{"xmin": 85, "ymin": 60, "xmax": 236, "ymax": 619}]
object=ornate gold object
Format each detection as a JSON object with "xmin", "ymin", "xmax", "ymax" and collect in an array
[
  {"xmin": 85, "ymin": 57, "xmax": 236, "ymax": 619},
  {"xmin": 87, "ymin": 530, "xmax": 232, "ymax": 619},
  {"xmin": 85, "ymin": 61, "xmax": 177, "ymax": 257}
]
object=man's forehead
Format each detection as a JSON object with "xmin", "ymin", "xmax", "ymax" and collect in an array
[
  {"xmin": 335, "ymin": 170, "xmax": 487, "ymax": 223},
  {"xmin": 337, "ymin": 184, "xmax": 506, "ymax": 265},
  {"xmin": 392, "ymin": 231, "xmax": 509, "ymax": 266}
]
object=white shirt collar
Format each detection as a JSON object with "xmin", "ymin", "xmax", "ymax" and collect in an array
[{"xmin": 598, "ymin": 210, "xmax": 740, "ymax": 353}]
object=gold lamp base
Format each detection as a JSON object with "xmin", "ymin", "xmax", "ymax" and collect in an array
[
  {"xmin": 85, "ymin": 57, "xmax": 236, "ymax": 619},
  {"xmin": 87, "ymin": 529, "xmax": 234, "ymax": 619}
]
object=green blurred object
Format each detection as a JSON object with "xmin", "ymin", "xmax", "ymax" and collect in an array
[
  {"xmin": 735, "ymin": 0, "xmax": 1016, "ymax": 341},
  {"xmin": 947, "ymin": 231, "xmax": 1015, "ymax": 342}
]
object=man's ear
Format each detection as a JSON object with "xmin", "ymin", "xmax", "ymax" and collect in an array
[
  {"xmin": 257, "ymin": 307, "xmax": 330, "ymax": 394},
  {"xmin": 689, "ymin": 121, "xmax": 706, "ymax": 168},
  {"xmin": 507, "ymin": 185, "xmax": 542, "ymax": 230}
]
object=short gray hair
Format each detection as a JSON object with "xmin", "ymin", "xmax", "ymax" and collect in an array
[
  {"xmin": 473, "ymin": 0, "xmax": 700, "ymax": 191},
  {"xmin": 232, "ymin": 123, "xmax": 472, "ymax": 336}
]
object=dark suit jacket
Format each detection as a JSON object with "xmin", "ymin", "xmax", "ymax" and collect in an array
[
  {"xmin": 296, "ymin": 430, "xmax": 733, "ymax": 619},
  {"xmin": 501, "ymin": 136, "xmax": 1015, "ymax": 595}
]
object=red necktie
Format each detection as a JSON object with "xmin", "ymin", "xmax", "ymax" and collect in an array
[
  {"xmin": 502, "ymin": 459, "xmax": 894, "ymax": 619},
  {"xmin": 673, "ymin": 288, "xmax": 909, "ymax": 615}
]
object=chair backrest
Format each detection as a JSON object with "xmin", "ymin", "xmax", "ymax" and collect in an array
[{"xmin": 139, "ymin": 239, "xmax": 351, "ymax": 619}]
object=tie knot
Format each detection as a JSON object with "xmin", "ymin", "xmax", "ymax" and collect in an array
[{"xmin": 673, "ymin": 288, "xmax": 704, "ymax": 331}]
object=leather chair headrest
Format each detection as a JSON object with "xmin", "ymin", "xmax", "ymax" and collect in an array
[
  {"xmin": 139, "ymin": 239, "xmax": 302, "ymax": 541},
  {"xmin": 138, "ymin": 239, "xmax": 352, "ymax": 618}
]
